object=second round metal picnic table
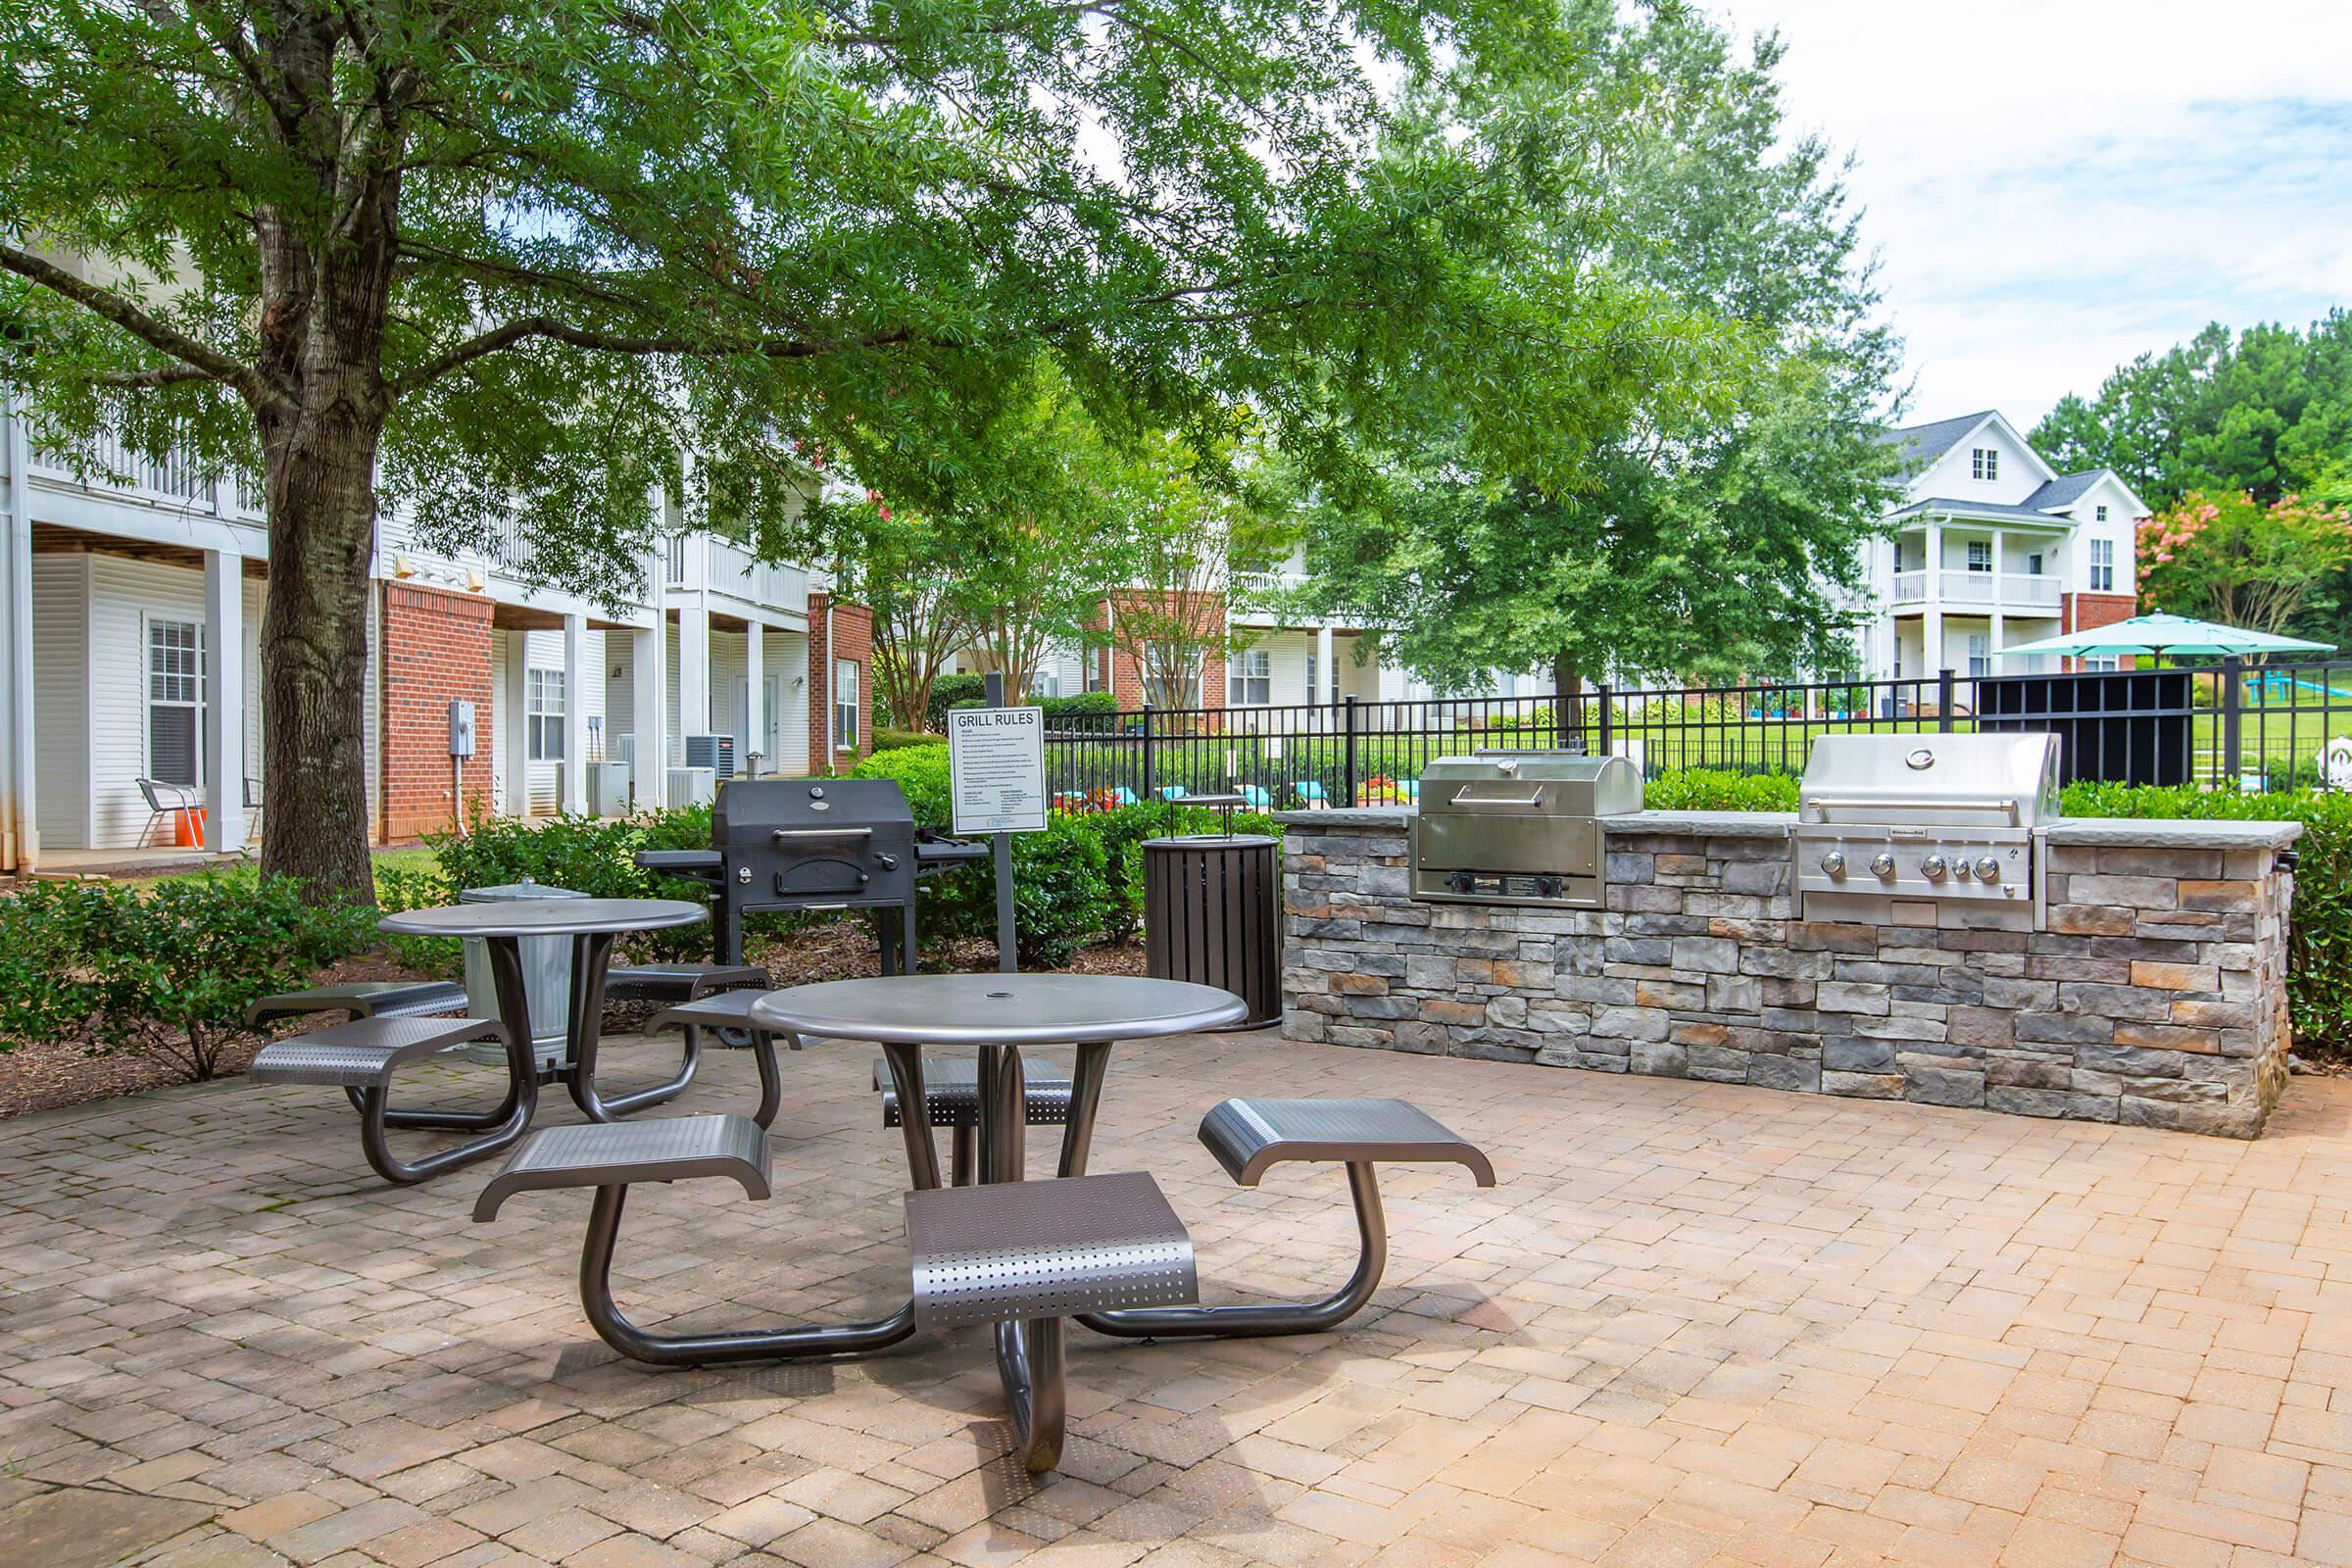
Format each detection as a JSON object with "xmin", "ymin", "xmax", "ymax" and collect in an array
[
  {"xmin": 749, "ymin": 973, "xmax": 1249, "ymax": 1471},
  {"xmin": 377, "ymin": 897, "xmax": 709, "ymax": 1125}
]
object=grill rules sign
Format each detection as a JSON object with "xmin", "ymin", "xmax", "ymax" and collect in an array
[{"xmin": 949, "ymin": 706, "xmax": 1049, "ymax": 835}]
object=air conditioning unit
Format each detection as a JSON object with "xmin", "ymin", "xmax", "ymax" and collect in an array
[
  {"xmin": 684, "ymin": 733, "xmax": 736, "ymax": 777},
  {"xmin": 666, "ymin": 766, "xmax": 715, "ymax": 808},
  {"xmin": 589, "ymin": 760, "xmax": 634, "ymax": 818}
]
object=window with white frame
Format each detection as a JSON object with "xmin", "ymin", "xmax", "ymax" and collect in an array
[
  {"xmin": 146, "ymin": 618, "xmax": 204, "ymax": 786},
  {"xmin": 1034, "ymin": 662, "xmax": 1062, "ymax": 699},
  {"xmin": 1967, "ymin": 633, "xmax": 1991, "ymax": 676},
  {"xmin": 2082, "ymin": 655, "xmax": 2120, "ymax": 672},
  {"xmin": 2095, "ymin": 505, "xmax": 2108, "ymax": 522},
  {"xmin": 1227, "ymin": 648, "xmax": 1272, "ymax": 707},
  {"xmin": 525, "ymin": 667, "xmax": 565, "ymax": 760},
  {"xmin": 2089, "ymin": 538, "xmax": 2115, "ymax": 592},
  {"xmin": 1966, "ymin": 540, "xmax": 1992, "ymax": 573},
  {"xmin": 1972, "ymin": 447, "xmax": 1999, "ymax": 481},
  {"xmin": 833, "ymin": 659, "xmax": 858, "ymax": 750}
]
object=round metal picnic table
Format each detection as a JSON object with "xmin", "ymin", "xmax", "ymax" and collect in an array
[
  {"xmin": 749, "ymin": 973, "xmax": 1248, "ymax": 1471},
  {"xmin": 378, "ymin": 899, "xmax": 709, "ymax": 1125}
]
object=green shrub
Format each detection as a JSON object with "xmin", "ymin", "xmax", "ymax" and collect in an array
[
  {"xmin": 926, "ymin": 673, "xmax": 987, "ymax": 731},
  {"xmin": 0, "ymin": 875, "xmax": 376, "ymax": 1080},
  {"xmin": 425, "ymin": 808, "xmax": 716, "ymax": 960},
  {"xmin": 851, "ymin": 744, "xmax": 953, "ymax": 823},
  {"xmin": 1039, "ymin": 692, "xmax": 1123, "ymax": 732},
  {"xmin": 870, "ymin": 727, "xmax": 938, "ymax": 755},
  {"xmin": 1642, "ymin": 768, "xmax": 1800, "ymax": 812},
  {"xmin": 2061, "ymin": 782, "xmax": 2349, "ymax": 1052}
]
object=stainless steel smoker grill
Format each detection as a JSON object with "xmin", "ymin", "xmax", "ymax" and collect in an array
[
  {"xmin": 1792, "ymin": 732, "xmax": 2062, "ymax": 928},
  {"xmin": 1409, "ymin": 752, "xmax": 1643, "ymax": 908},
  {"xmin": 637, "ymin": 778, "xmax": 988, "ymax": 968}
]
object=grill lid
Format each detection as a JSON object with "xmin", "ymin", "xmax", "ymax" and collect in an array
[
  {"xmin": 712, "ymin": 778, "xmax": 914, "ymax": 840},
  {"xmin": 1418, "ymin": 752, "xmax": 1643, "ymax": 817},
  {"xmin": 1797, "ymin": 733, "xmax": 2060, "ymax": 828}
]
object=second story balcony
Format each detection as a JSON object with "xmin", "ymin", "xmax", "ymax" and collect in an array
[{"xmin": 1890, "ymin": 567, "xmax": 2062, "ymax": 612}]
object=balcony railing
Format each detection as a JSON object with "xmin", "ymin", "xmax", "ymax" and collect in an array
[
  {"xmin": 31, "ymin": 429, "xmax": 212, "ymax": 507},
  {"xmin": 1890, "ymin": 569, "xmax": 2063, "ymax": 611}
]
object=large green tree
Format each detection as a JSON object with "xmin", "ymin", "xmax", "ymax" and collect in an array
[
  {"xmin": 0, "ymin": 0, "xmax": 1677, "ymax": 899},
  {"xmin": 2034, "ymin": 313, "xmax": 2352, "ymax": 511},
  {"xmin": 1288, "ymin": 1, "xmax": 1901, "ymax": 714}
]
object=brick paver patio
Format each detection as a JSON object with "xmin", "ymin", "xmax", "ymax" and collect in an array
[{"xmin": 5, "ymin": 1034, "xmax": 2352, "ymax": 1568}]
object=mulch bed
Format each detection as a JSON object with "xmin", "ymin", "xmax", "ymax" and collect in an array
[{"xmin": 0, "ymin": 928, "xmax": 1146, "ymax": 1121}]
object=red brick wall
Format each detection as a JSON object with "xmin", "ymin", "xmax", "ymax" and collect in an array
[
  {"xmin": 807, "ymin": 592, "xmax": 874, "ymax": 774},
  {"xmin": 378, "ymin": 583, "xmax": 495, "ymax": 842},
  {"xmin": 1108, "ymin": 588, "xmax": 1226, "ymax": 710},
  {"xmin": 2064, "ymin": 592, "xmax": 2140, "ymax": 671}
]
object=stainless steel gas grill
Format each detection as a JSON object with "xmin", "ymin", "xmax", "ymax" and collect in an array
[
  {"xmin": 1792, "ymin": 732, "xmax": 2062, "ymax": 928},
  {"xmin": 1409, "ymin": 752, "xmax": 1643, "ymax": 908},
  {"xmin": 637, "ymin": 779, "xmax": 988, "ymax": 969}
]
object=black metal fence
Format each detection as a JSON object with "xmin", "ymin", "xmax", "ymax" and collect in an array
[{"xmin": 1042, "ymin": 659, "xmax": 2352, "ymax": 810}]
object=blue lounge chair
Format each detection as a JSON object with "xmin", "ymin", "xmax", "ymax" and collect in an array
[
  {"xmin": 1295, "ymin": 781, "xmax": 1328, "ymax": 809},
  {"xmin": 1159, "ymin": 786, "xmax": 1189, "ymax": 802},
  {"xmin": 1236, "ymin": 785, "xmax": 1271, "ymax": 808},
  {"xmin": 1106, "ymin": 786, "xmax": 1140, "ymax": 808}
]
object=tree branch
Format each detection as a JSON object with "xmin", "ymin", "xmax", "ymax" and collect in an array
[
  {"xmin": 95, "ymin": 365, "xmax": 222, "ymax": 390},
  {"xmin": 0, "ymin": 244, "xmax": 257, "ymax": 397},
  {"xmin": 394, "ymin": 318, "xmax": 913, "ymax": 399}
]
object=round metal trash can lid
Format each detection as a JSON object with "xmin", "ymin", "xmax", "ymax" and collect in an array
[{"xmin": 461, "ymin": 877, "xmax": 589, "ymax": 903}]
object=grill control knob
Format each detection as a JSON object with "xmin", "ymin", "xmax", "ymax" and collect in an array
[
  {"xmin": 1819, "ymin": 852, "xmax": 1846, "ymax": 877},
  {"xmin": 1976, "ymin": 857, "xmax": 2001, "ymax": 882},
  {"xmin": 1921, "ymin": 854, "xmax": 1948, "ymax": 880},
  {"xmin": 1952, "ymin": 858, "xmax": 1973, "ymax": 880},
  {"xmin": 1869, "ymin": 852, "xmax": 1895, "ymax": 879}
]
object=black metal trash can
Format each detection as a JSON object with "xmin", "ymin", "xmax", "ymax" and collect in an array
[{"xmin": 1142, "ymin": 834, "xmax": 1281, "ymax": 1029}]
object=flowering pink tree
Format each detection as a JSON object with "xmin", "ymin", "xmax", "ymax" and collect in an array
[{"xmin": 2137, "ymin": 490, "xmax": 2352, "ymax": 634}]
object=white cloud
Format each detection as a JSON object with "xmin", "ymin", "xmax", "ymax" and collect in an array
[{"xmin": 1706, "ymin": 0, "xmax": 2352, "ymax": 429}]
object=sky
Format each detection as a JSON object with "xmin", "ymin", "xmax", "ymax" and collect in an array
[{"xmin": 1705, "ymin": 0, "xmax": 2352, "ymax": 433}]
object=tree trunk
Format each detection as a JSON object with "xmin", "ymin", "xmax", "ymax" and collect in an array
[
  {"xmin": 256, "ymin": 397, "xmax": 384, "ymax": 904},
  {"xmin": 1551, "ymin": 647, "xmax": 1587, "ymax": 753}
]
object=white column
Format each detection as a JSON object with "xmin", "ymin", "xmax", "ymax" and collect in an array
[
  {"xmin": 0, "ymin": 402, "xmax": 34, "ymax": 870},
  {"xmin": 744, "ymin": 619, "xmax": 765, "ymax": 775},
  {"xmin": 1315, "ymin": 623, "xmax": 1335, "ymax": 706},
  {"xmin": 1923, "ymin": 519, "xmax": 1945, "ymax": 683},
  {"xmin": 677, "ymin": 603, "xmax": 710, "ymax": 747},
  {"xmin": 202, "ymin": 550, "xmax": 246, "ymax": 853},
  {"xmin": 504, "ymin": 629, "xmax": 529, "ymax": 817},
  {"xmin": 561, "ymin": 612, "xmax": 588, "ymax": 813},
  {"xmin": 632, "ymin": 621, "xmax": 666, "ymax": 809}
]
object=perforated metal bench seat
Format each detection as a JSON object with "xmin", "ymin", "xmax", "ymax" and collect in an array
[
  {"xmin": 874, "ymin": 1055, "xmax": 1075, "ymax": 1129},
  {"xmin": 604, "ymin": 963, "xmax": 771, "ymax": 1004},
  {"xmin": 251, "ymin": 1014, "xmax": 501, "ymax": 1089},
  {"xmin": 906, "ymin": 1170, "xmax": 1197, "ymax": 1331},
  {"xmin": 245, "ymin": 980, "xmax": 468, "ymax": 1028},
  {"xmin": 251, "ymin": 1015, "xmax": 532, "ymax": 1185},
  {"xmin": 472, "ymin": 1114, "xmax": 770, "ymax": 1220},
  {"xmin": 1073, "ymin": 1098, "xmax": 1494, "ymax": 1344},
  {"xmin": 474, "ymin": 1112, "xmax": 915, "ymax": 1368},
  {"xmin": 1198, "ymin": 1098, "xmax": 1497, "ymax": 1187}
]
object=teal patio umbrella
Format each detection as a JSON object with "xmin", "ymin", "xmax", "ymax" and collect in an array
[{"xmin": 1996, "ymin": 612, "xmax": 2333, "ymax": 662}]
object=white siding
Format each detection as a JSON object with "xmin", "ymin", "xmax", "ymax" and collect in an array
[
  {"xmin": 489, "ymin": 626, "xmax": 511, "ymax": 808},
  {"xmin": 85, "ymin": 556, "xmax": 211, "ymax": 848},
  {"xmin": 1911, "ymin": 415, "xmax": 2052, "ymax": 506},
  {"xmin": 770, "ymin": 629, "xmax": 808, "ymax": 775},
  {"xmin": 710, "ymin": 628, "xmax": 747, "ymax": 767},
  {"xmin": 604, "ymin": 629, "xmax": 633, "ymax": 760},
  {"xmin": 32, "ymin": 555, "xmax": 90, "ymax": 848}
]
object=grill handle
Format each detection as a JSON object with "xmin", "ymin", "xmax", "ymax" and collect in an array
[
  {"xmin": 770, "ymin": 826, "xmax": 875, "ymax": 842},
  {"xmin": 1804, "ymin": 795, "xmax": 2020, "ymax": 825},
  {"xmin": 1447, "ymin": 786, "xmax": 1546, "ymax": 809}
]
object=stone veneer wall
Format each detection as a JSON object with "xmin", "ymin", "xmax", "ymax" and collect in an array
[{"xmin": 1279, "ymin": 808, "xmax": 2301, "ymax": 1137}]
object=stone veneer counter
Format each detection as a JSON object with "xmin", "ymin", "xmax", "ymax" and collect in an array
[{"xmin": 1275, "ymin": 806, "xmax": 2301, "ymax": 1136}]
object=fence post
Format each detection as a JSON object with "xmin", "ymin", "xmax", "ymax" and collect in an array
[
  {"xmin": 1596, "ymin": 682, "xmax": 1614, "ymax": 758},
  {"xmin": 2221, "ymin": 656, "xmax": 2243, "ymax": 785},
  {"xmin": 1343, "ymin": 695, "xmax": 1359, "ymax": 808},
  {"xmin": 1140, "ymin": 703, "xmax": 1156, "ymax": 806},
  {"xmin": 1937, "ymin": 667, "xmax": 1956, "ymax": 733}
]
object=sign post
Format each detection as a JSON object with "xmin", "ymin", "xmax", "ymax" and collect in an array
[{"xmin": 953, "ymin": 673, "xmax": 1048, "ymax": 971}]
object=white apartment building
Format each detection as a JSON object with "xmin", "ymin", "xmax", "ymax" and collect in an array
[
  {"xmin": 0, "ymin": 402, "xmax": 869, "ymax": 870},
  {"xmin": 1855, "ymin": 410, "xmax": 2146, "ymax": 683}
]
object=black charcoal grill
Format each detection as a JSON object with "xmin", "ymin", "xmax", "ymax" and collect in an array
[{"xmin": 637, "ymin": 778, "xmax": 987, "ymax": 972}]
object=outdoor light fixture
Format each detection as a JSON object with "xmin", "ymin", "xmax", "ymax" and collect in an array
[
  {"xmin": 466, "ymin": 566, "xmax": 486, "ymax": 592},
  {"xmin": 392, "ymin": 554, "xmax": 416, "ymax": 578}
]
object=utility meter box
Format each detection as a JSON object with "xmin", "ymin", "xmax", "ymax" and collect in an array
[{"xmin": 448, "ymin": 699, "xmax": 477, "ymax": 759}]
